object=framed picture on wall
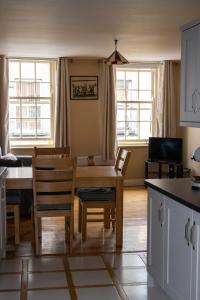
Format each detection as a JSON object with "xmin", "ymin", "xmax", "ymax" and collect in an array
[{"xmin": 70, "ymin": 76, "xmax": 98, "ymax": 100}]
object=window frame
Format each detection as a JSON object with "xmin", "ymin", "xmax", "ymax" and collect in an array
[
  {"xmin": 8, "ymin": 58, "xmax": 56, "ymax": 147},
  {"xmin": 116, "ymin": 63, "xmax": 157, "ymax": 145}
]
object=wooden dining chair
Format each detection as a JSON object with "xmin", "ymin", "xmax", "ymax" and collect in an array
[
  {"xmin": 77, "ymin": 148, "xmax": 131, "ymax": 241},
  {"xmin": 32, "ymin": 156, "xmax": 77, "ymax": 255},
  {"xmin": 33, "ymin": 146, "xmax": 71, "ymax": 157}
]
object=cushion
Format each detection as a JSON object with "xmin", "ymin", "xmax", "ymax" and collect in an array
[
  {"xmin": 77, "ymin": 188, "xmax": 115, "ymax": 201},
  {"xmin": 1, "ymin": 153, "xmax": 17, "ymax": 160},
  {"xmin": 35, "ymin": 203, "xmax": 71, "ymax": 211}
]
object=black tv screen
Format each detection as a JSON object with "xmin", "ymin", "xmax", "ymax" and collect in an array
[{"xmin": 148, "ymin": 137, "xmax": 182, "ymax": 162}]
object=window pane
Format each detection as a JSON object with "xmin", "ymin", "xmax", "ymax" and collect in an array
[
  {"xmin": 9, "ymin": 62, "xmax": 20, "ymax": 81},
  {"xmin": 139, "ymin": 91, "xmax": 152, "ymax": 101},
  {"xmin": 37, "ymin": 100, "xmax": 51, "ymax": 118},
  {"xmin": 21, "ymin": 81, "xmax": 35, "ymax": 97},
  {"xmin": 140, "ymin": 122, "xmax": 151, "ymax": 139},
  {"xmin": 139, "ymin": 72, "xmax": 151, "ymax": 90},
  {"xmin": 126, "ymin": 103, "xmax": 139, "ymax": 122},
  {"xmin": 117, "ymin": 122, "xmax": 125, "ymax": 139},
  {"xmin": 117, "ymin": 103, "xmax": 125, "ymax": 121},
  {"xmin": 140, "ymin": 103, "xmax": 152, "ymax": 121},
  {"xmin": 37, "ymin": 119, "xmax": 51, "ymax": 137},
  {"xmin": 39, "ymin": 83, "xmax": 51, "ymax": 97},
  {"xmin": 9, "ymin": 119, "xmax": 21, "ymax": 137},
  {"xmin": 126, "ymin": 122, "xmax": 139, "ymax": 140},
  {"xmin": 116, "ymin": 90, "xmax": 126, "ymax": 101},
  {"xmin": 36, "ymin": 63, "xmax": 50, "ymax": 82},
  {"xmin": 21, "ymin": 62, "xmax": 35, "ymax": 80},
  {"xmin": 126, "ymin": 72, "xmax": 138, "ymax": 90},
  {"xmin": 127, "ymin": 90, "xmax": 138, "ymax": 101},
  {"xmin": 9, "ymin": 82, "xmax": 18, "ymax": 97},
  {"xmin": 22, "ymin": 119, "xmax": 36, "ymax": 137},
  {"xmin": 9, "ymin": 101, "xmax": 20, "ymax": 118}
]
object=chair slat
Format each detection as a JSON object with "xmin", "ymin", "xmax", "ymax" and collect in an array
[
  {"xmin": 35, "ymin": 181, "xmax": 73, "ymax": 193},
  {"xmin": 34, "ymin": 170, "xmax": 73, "ymax": 181},
  {"xmin": 32, "ymin": 157, "xmax": 74, "ymax": 169},
  {"xmin": 36, "ymin": 194, "xmax": 72, "ymax": 205}
]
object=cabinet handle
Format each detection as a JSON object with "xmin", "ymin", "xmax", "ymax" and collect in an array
[
  {"xmin": 185, "ymin": 218, "xmax": 190, "ymax": 246},
  {"xmin": 1, "ymin": 187, "xmax": 5, "ymax": 199},
  {"xmin": 190, "ymin": 221, "xmax": 196, "ymax": 250}
]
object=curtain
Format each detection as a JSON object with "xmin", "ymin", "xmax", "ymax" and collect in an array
[
  {"xmin": 100, "ymin": 62, "xmax": 116, "ymax": 162},
  {"xmin": 55, "ymin": 57, "xmax": 71, "ymax": 147},
  {"xmin": 153, "ymin": 61, "xmax": 177, "ymax": 137},
  {"xmin": 0, "ymin": 55, "xmax": 9, "ymax": 154}
]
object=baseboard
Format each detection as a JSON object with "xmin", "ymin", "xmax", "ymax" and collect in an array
[{"xmin": 124, "ymin": 178, "xmax": 145, "ymax": 187}]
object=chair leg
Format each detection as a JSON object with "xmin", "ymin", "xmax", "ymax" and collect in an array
[
  {"xmin": 111, "ymin": 208, "xmax": 115, "ymax": 231},
  {"xmin": 78, "ymin": 200, "xmax": 82, "ymax": 233},
  {"xmin": 69, "ymin": 214, "xmax": 74, "ymax": 254},
  {"xmin": 65, "ymin": 216, "xmax": 70, "ymax": 242},
  {"xmin": 38, "ymin": 217, "xmax": 42, "ymax": 239},
  {"xmin": 82, "ymin": 205, "xmax": 87, "ymax": 241},
  {"xmin": 31, "ymin": 211, "xmax": 35, "ymax": 243},
  {"xmin": 14, "ymin": 205, "xmax": 20, "ymax": 245},
  {"xmin": 104, "ymin": 208, "xmax": 110, "ymax": 229},
  {"xmin": 34, "ymin": 215, "xmax": 40, "ymax": 255}
]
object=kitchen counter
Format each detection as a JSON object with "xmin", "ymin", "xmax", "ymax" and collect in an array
[{"xmin": 145, "ymin": 178, "xmax": 200, "ymax": 213}]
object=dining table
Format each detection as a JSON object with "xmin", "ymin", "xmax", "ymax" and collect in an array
[{"xmin": 5, "ymin": 166, "xmax": 124, "ymax": 248}]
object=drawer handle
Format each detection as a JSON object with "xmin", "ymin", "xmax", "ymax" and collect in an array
[{"xmin": 185, "ymin": 218, "xmax": 190, "ymax": 246}]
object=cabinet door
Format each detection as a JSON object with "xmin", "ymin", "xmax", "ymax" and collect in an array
[
  {"xmin": 191, "ymin": 211, "xmax": 200, "ymax": 300},
  {"xmin": 164, "ymin": 196, "xmax": 192, "ymax": 300},
  {"xmin": 180, "ymin": 24, "xmax": 200, "ymax": 124},
  {"xmin": 147, "ymin": 188, "xmax": 165, "ymax": 288}
]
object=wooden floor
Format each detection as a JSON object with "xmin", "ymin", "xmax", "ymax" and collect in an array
[{"xmin": 6, "ymin": 187, "xmax": 147, "ymax": 257}]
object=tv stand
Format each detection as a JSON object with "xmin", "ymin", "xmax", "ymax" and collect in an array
[{"xmin": 145, "ymin": 160, "xmax": 183, "ymax": 179}]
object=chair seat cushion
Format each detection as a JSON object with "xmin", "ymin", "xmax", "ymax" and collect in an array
[
  {"xmin": 6, "ymin": 191, "xmax": 21, "ymax": 205},
  {"xmin": 35, "ymin": 203, "xmax": 71, "ymax": 211},
  {"xmin": 77, "ymin": 188, "xmax": 115, "ymax": 201}
]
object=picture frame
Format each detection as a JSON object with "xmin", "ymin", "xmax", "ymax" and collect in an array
[{"xmin": 70, "ymin": 76, "xmax": 98, "ymax": 100}]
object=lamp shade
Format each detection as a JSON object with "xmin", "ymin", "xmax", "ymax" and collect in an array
[{"xmin": 106, "ymin": 40, "xmax": 129, "ymax": 65}]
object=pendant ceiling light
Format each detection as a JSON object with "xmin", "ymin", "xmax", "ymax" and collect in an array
[{"xmin": 106, "ymin": 39, "xmax": 129, "ymax": 65}]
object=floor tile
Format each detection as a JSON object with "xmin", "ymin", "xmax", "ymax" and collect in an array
[
  {"xmin": 68, "ymin": 256, "xmax": 105, "ymax": 270},
  {"xmin": 114, "ymin": 268, "xmax": 147, "ymax": 284},
  {"xmin": 72, "ymin": 270, "xmax": 113, "ymax": 286},
  {"xmin": 28, "ymin": 257, "xmax": 64, "ymax": 272},
  {"xmin": 122, "ymin": 285, "xmax": 171, "ymax": 300},
  {"xmin": 0, "ymin": 259, "xmax": 22, "ymax": 273},
  {"xmin": 0, "ymin": 274, "xmax": 21, "ymax": 290},
  {"xmin": 28, "ymin": 289, "xmax": 70, "ymax": 300},
  {"xmin": 28, "ymin": 272, "xmax": 67, "ymax": 289},
  {"xmin": 76, "ymin": 286, "xmax": 121, "ymax": 300},
  {"xmin": 104, "ymin": 254, "xmax": 145, "ymax": 268},
  {"xmin": 0, "ymin": 291, "xmax": 20, "ymax": 300}
]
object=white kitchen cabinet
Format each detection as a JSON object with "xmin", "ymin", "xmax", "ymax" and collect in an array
[
  {"xmin": 147, "ymin": 187, "xmax": 200, "ymax": 300},
  {"xmin": 164, "ymin": 196, "xmax": 193, "ymax": 300},
  {"xmin": 191, "ymin": 211, "xmax": 200, "ymax": 300},
  {"xmin": 147, "ymin": 188, "xmax": 165, "ymax": 288},
  {"xmin": 180, "ymin": 20, "xmax": 200, "ymax": 127},
  {"xmin": 0, "ymin": 176, "xmax": 6, "ymax": 260}
]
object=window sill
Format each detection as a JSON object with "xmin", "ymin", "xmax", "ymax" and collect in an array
[{"xmin": 118, "ymin": 141, "xmax": 148, "ymax": 147}]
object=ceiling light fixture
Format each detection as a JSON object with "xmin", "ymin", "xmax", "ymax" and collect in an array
[{"xmin": 106, "ymin": 39, "xmax": 129, "ymax": 65}]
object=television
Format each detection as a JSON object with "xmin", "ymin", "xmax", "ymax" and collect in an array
[{"xmin": 148, "ymin": 137, "xmax": 182, "ymax": 163}]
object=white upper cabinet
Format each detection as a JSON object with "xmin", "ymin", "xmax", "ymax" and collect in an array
[{"xmin": 180, "ymin": 20, "xmax": 200, "ymax": 127}]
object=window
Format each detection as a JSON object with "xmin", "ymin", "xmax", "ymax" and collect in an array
[
  {"xmin": 116, "ymin": 66, "xmax": 156, "ymax": 143},
  {"xmin": 8, "ymin": 59, "xmax": 56, "ymax": 146}
]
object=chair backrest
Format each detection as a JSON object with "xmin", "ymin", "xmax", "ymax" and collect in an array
[
  {"xmin": 32, "ymin": 156, "xmax": 77, "ymax": 207},
  {"xmin": 33, "ymin": 146, "xmax": 70, "ymax": 157},
  {"xmin": 114, "ymin": 148, "xmax": 131, "ymax": 175}
]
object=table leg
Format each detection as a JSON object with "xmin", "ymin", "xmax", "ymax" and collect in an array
[{"xmin": 115, "ymin": 178, "xmax": 123, "ymax": 249}]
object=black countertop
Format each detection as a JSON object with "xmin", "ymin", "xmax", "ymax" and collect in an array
[
  {"xmin": 0, "ymin": 167, "xmax": 7, "ymax": 178},
  {"xmin": 145, "ymin": 178, "xmax": 200, "ymax": 213}
]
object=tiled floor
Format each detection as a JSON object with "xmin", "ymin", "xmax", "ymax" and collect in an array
[{"xmin": 0, "ymin": 253, "xmax": 171, "ymax": 300}]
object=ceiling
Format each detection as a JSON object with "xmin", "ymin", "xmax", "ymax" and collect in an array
[{"xmin": 0, "ymin": 0, "xmax": 200, "ymax": 61}]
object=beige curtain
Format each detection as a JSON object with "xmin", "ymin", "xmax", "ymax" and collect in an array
[
  {"xmin": 0, "ymin": 55, "xmax": 9, "ymax": 154},
  {"xmin": 153, "ymin": 61, "xmax": 178, "ymax": 137},
  {"xmin": 100, "ymin": 62, "xmax": 116, "ymax": 162},
  {"xmin": 55, "ymin": 57, "xmax": 70, "ymax": 147}
]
